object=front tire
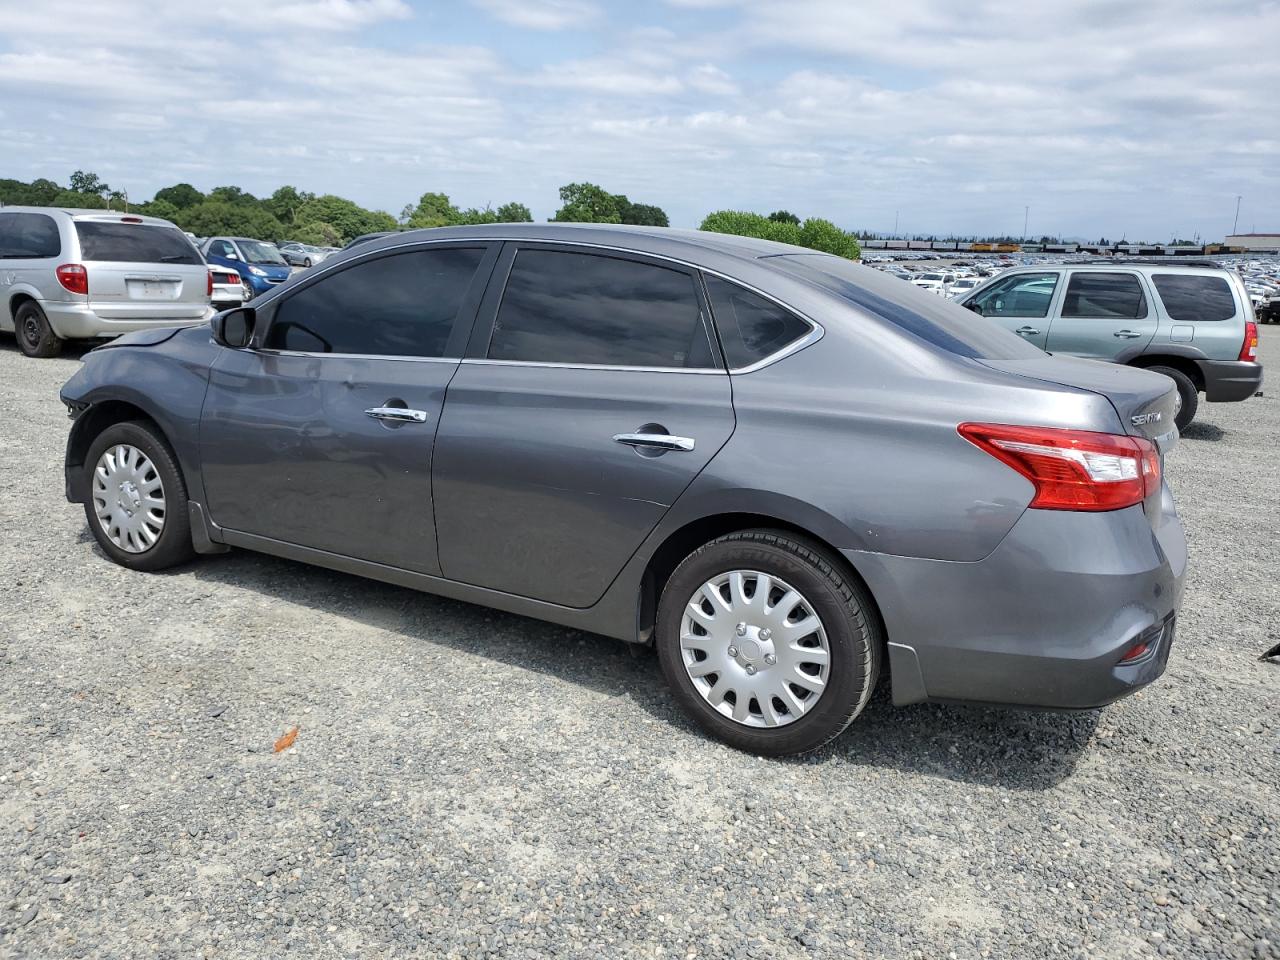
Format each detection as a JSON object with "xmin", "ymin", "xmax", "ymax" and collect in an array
[
  {"xmin": 656, "ymin": 530, "xmax": 882, "ymax": 756},
  {"xmin": 15, "ymin": 301, "xmax": 63, "ymax": 358},
  {"xmin": 83, "ymin": 421, "xmax": 195, "ymax": 571},
  {"xmin": 1149, "ymin": 365, "xmax": 1199, "ymax": 431}
]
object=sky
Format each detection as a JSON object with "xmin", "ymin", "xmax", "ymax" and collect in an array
[{"xmin": 1, "ymin": 0, "xmax": 1277, "ymax": 241}]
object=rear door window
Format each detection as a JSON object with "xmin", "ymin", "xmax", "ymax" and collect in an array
[
  {"xmin": 704, "ymin": 275, "xmax": 812, "ymax": 368},
  {"xmin": 488, "ymin": 249, "xmax": 715, "ymax": 368},
  {"xmin": 1152, "ymin": 274, "xmax": 1237, "ymax": 322},
  {"xmin": 264, "ymin": 247, "xmax": 485, "ymax": 357},
  {"xmin": 968, "ymin": 272, "xmax": 1060, "ymax": 318},
  {"xmin": 1061, "ymin": 272, "xmax": 1147, "ymax": 319},
  {"xmin": 0, "ymin": 212, "xmax": 61, "ymax": 259},
  {"xmin": 76, "ymin": 222, "xmax": 201, "ymax": 264}
]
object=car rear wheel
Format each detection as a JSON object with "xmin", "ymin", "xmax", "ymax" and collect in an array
[
  {"xmin": 1149, "ymin": 365, "xmax": 1199, "ymax": 431},
  {"xmin": 656, "ymin": 530, "xmax": 881, "ymax": 756},
  {"xmin": 84, "ymin": 421, "xmax": 195, "ymax": 571},
  {"xmin": 15, "ymin": 301, "xmax": 63, "ymax": 358}
]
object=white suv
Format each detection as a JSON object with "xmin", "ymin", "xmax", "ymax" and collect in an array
[{"xmin": 0, "ymin": 207, "xmax": 212, "ymax": 357}]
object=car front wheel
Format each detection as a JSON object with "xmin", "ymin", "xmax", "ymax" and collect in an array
[
  {"xmin": 656, "ymin": 530, "xmax": 882, "ymax": 756},
  {"xmin": 83, "ymin": 421, "xmax": 195, "ymax": 571}
]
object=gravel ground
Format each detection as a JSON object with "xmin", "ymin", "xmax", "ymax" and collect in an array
[{"xmin": 1, "ymin": 330, "xmax": 1277, "ymax": 960}]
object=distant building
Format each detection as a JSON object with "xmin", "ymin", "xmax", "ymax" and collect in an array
[{"xmin": 1225, "ymin": 233, "xmax": 1280, "ymax": 252}]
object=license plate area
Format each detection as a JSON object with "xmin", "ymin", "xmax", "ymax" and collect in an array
[{"xmin": 126, "ymin": 279, "xmax": 179, "ymax": 300}]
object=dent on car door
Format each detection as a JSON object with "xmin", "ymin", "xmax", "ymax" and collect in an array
[
  {"xmin": 432, "ymin": 245, "xmax": 736, "ymax": 608},
  {"xmin": 1044, "ymin": 272, "xmax": 1156, "ymax": 360},
  {"xmin": 199, "ymin": 243, "xmax": 497, "ymax": 575}
]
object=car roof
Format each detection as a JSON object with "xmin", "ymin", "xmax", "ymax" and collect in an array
[
  {"xmin": 996, "ymin": 261, "xmax": 1231, "ymax": 276},
  {"xmin": 0, "ymin": 205, "xmax": 182, "ymax": 227}
]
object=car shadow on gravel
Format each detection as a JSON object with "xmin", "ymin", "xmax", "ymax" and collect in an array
[
  {"xmin": 185, "ymin": 549, "xmax": 1097, "ymax": 791},
  {"xmin": 1179, "ymin": 422, "xmax": 1227, "ymax": 441}
]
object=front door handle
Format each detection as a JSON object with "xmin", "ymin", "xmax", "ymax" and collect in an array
[
  {"xmin": 1113, "ymin": 329, "xmax": 1143, "ymax": 339},
  {"xmin": 613, "ymin": 432, "xmax": 696, "ymax": 452},
  {"xmin": 366, "ymin": 406, "xmax": 429, "ymax": 423},
  {"xmin": 1015, "ymin": 325, "xmax": 1040, "ymax": 336}
]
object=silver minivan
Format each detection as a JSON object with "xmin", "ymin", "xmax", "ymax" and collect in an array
[{"xmin": 0, "ymin": 207, "xmax": 212, "ymax": 357}]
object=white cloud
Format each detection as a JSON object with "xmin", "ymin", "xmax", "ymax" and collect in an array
[{"xmin": 470, "ymin": 0, "xmax": 599, "ymax": 30}]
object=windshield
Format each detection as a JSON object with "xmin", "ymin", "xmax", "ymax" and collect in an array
[
  {"xmin": 767, "ymin": 254, "xmax": 1046, "ymax": 361},
  {"xmin": 238, "ymin": 240, "xmax": 286, "ymax": 265}
]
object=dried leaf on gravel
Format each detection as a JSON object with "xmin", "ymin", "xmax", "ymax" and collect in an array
[{"xmin": 274, "ymin": 726, "xmax": 300, "ymax": 753}]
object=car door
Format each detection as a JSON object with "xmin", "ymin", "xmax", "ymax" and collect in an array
[
  {"xmin": 199, "ymin": 242, "xmax": 498, "ymax": 575},
  {"xmin": 432, "ymin": 243, "xmax": 736, "ymax": 608},
  {"xmin": 962, "ymin": 270, "xmax": 1063, "ymax": 349},
  {"xmin": 1044, "ymin": 271, "xmax": 1157, "ymax": 360}
]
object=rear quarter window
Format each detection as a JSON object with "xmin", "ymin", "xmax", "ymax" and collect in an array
[
  {"xmin": 75, "ymin": 222, "xmax": 201, "ymax": 265},
  {"xmin": 1152, "ymin": 274, "xmax": 1237, "ymax": 322},
  {"xmin": 704, "ymin": 275, "xmax": 812, "ymax": 368},
  {"xmin": 0, "ymin": 212, "xmax": 61, "ymax": 259}
]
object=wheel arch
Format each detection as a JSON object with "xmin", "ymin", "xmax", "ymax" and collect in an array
[
  {"xmin": 6, "ymin": 289, "xmax": 41, "ymax": 330},
  {"xmin": 66, "ymin": 399, "xmax": 170, "ymax": 503},
  {"xmin": 636, "ymin": 512, "xmax": 887, "ymax": 656},
  {"xmin": 1128, "ymin": 353, "xmax": 1205, "ymax": 392}
]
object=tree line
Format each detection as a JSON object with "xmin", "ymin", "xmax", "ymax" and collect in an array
[{"xmin": 0, "ymin": 171, "xmax": 861, "ymax": 258}]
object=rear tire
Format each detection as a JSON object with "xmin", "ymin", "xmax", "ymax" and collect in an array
[
  {"xmin": 656, "ymin": 529, "xmax": 882, "ymax": 756},
  {"xmin": 15, "ymin": 301, "xmax": 62, "ymax": 358},
  {"xmin": 83, "ymin": 421, "xmax": 195, "ymax": 571},
  {"xmin": 1149, "ymin": 365, "xmax": 1199, "ymax": 431}
]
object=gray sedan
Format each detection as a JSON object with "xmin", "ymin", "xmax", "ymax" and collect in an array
[{"xmin": 58, "ymin": 224, "xmax": 1186, "ymax": 755}]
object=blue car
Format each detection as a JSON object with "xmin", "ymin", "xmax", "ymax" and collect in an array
[{"xmin": 199, "ymin": 237, "xmax": 292, "ymax": 299}]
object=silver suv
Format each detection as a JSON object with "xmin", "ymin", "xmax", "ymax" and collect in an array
[
  {"xmin": 0, "ymin": 207, "xmax": 212, "ymax": 357},
  {"xmin": 961, "ymin": 262, "xmax": 1262, "ymax": 429}
]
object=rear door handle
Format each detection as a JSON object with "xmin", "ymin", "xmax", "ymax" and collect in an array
[
  {"xmin": 366, "ymin": 406, "xmax": 429, "ymax": 423},
  {"xmin": 613, "ymin": 433, "xmax": 696, "ymax": 452},
  {"xmin": 1113, "ymin": 329, "xmax": 1143, "ymax": 339},
  {"xmin": 1015, "ymin": 326, "xmax": 1040, "ymax": 336}
]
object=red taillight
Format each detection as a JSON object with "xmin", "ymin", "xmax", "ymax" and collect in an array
[
  {"xmin": 958, "ymin": 423, "xmax": 1160, "ymax": 512},
  {"xmin": 207, "ymin": 268, "xmax": 214, "ymax": 297},
  {"xmin": 121, "ymin": 216, "xmax": 143, "ymax": 223},
  {"xmin": 56, "ymin": 263, "xmax": 88, "ymax": 296},
  {"xmin": 1118, "ymin": 640, "xmax": 1152, "ymax": 663},
  {"xmin": 1239, "ymin": 320, "xmax": 1258, "ymax": 362}
]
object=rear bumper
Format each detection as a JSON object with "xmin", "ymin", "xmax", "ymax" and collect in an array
[
  {"xmin": 848, "ymin": 495, "xmax": 1187, "ymax": 711},
  {"xmin": 43, "ymin": 301, "xmax": 213, "ymax": 339},
  {"xmin": 1200, "ymin": 359, "xmax": 1263, "ymax": 402}
]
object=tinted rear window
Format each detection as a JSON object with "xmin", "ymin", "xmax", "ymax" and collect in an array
[
  {"xmin": 75, "ymin": 222, "xmax": 201, "ymax": 264},
  {"xmin": 0, "ymin": 212, "xmax": 61, "ymax": 259},
  {"xmin": 489, "ymin": 249, "xmax": 714, "ymax": 368},
  {"xmin": 768, "ymin": 254, "xmax": 1045, "ymax": 360},
  {"xmin": 1062, "ymin": 272, "xmax": 1147, "ymax": 319},
  {"xmin": 704, "ymin": 275, "xmax": 811, "ymax": 368},
  {"xmin": 1152, "ymin": 274, "xmax": 1237, "ymax": 322}
]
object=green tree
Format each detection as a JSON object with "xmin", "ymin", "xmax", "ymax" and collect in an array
[
  {"xmin": 141, "ymin": 199, "xmax": 181, "ymax": 222},
  {"xmin": 621, "ymin": 202, "xmax": 669, "ymax": 227},
  {"xmin": 798, "ymin": 217, "xmax": 860, "ymax": 258},
  {"xmin": 266, "ymin": 185, "xmax": 316, "ymax": 226},
  {"xmin": 68, "ymin": 170, "xmax": 108, "ymax": 196},
  {"xmin": 153, "ymin": 183, "xmax": 205, "ymax": 210},
  {"xmin": 456, "ymin": 206, "xmax": 500, "ymax": 225},
  {"xmin": 768, "ymin": 210, "xmax": 801, "ymax": 225},
  {"xmin": 699, "ymin": 210, "xmax": 861, "ymax": 259},
  {"xmin": 550, "ymin": 182, "xmax": 623, "ymax": 224},
  {"xmin": 176, "ymin": 201, "xmax": 286, "ymax": 241},
  {"xmin": 297, "ymin": 194, "xmax": 395, "ymax": 242},
  {"xmin": 207, "ymin": 185, "xmax": 258, "ymax": 206},
  {"xmin": 496, "ymin": 201, "xmax": 533, "ymax": 223},
  {"xmin": 405, "ymin": 192, "xmax": 461, "ymax": 228},
  {"xmin": 291, "ymin": 221, "xmax": 342, "ymax": 246},
  {"xmin": 52, "ymin": 189, "xmax": 106, "ymax": 209}
]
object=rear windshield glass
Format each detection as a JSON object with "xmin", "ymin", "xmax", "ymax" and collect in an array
[
  {"xmin": 768, "ymin": 254, "xmax": 1045, "ymax": 360},
  {"xmin": 76, "ymin": 222, "xmax": 202, "ymax": 264},
  {"xmin": 1152, "ymin": 274, "xmax": 1237, "ymax": 322}
]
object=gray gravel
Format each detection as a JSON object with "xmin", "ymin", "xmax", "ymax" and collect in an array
[{"xmin": 1, "ymin": 330, "xmax": 1277, "ymax": 960}]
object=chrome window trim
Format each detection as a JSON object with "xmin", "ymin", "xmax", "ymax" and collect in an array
[
  {"xmin": 250, "ymin": 348, "xmax": 462, "ymax": 363},
  {"xmin": 251, "ymin": 234, "xmax": 824, "ymax": 372},
  {"xmin": 460, "ymin": 358, "xmax": 724, "ymax": 375}
]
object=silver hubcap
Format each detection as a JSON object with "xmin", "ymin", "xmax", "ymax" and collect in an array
[
  {"xmin": 92, "ymin": 444, "xmax": 165, "ymax": 553},
  {"xmin": 681, "ymin": 570, "xmax": 830, "ymax": 728}
]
